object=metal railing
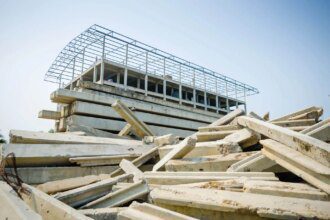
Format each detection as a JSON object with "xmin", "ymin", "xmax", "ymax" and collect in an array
[{"xmin": 44, "ymin": 24, "xmax": 259, "ymax": 100}]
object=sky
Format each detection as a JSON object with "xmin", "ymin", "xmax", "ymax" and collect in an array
[{"xmin": 0, "ymin": 0, "xmax": 329, "ymax": 140}]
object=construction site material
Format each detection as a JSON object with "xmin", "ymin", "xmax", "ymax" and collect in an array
[
  {"xmin": 55, "ymin": 174, "xmax": 131, "ymax": 208},
  {"xmin": 9, "ymin": 129, "xmax": 145, "ymax": 146},
  {"xmin": 243, "ymin": 180, "xmax": 329, "ymax": 200},
  {"xmin": 37, "ymin": 174, "xmax": 111, "ymax": 194},
  {"xmin": 223, "ymin": 128, "xmax": 261, "ymax": 148},
  {"xmin": 38, "ymin": 110, "xmax": 61, "ymax": 120},
  {"xmin": 0, "ymin": 181, "xmax": 42, "ymax": 220},
  {"xmin": 118, "ymin": 123, "xmax": 132, "ymax": 136},
  {"xmin": 21, "ymin": 184, "xmax": 92, "ymax": 220},
  {"xmin": 237, "ymin": 116, "xmax": 330, "ymax": 167},
  {"xmin": 118, "ymin": 202, "xmax": 197, "ymax": 220},
  {"xmin": 144, "ymin": 171, "xmax": 278, "ymax": 185},
  {"xmin": 120, "ymin": 159, "xmax": 144, "ymax": 182},
  {"xmin": 208, "ymin": 108, "xmax": 244, "ymax": 127},
  {"xmin": 270, "ymin": 106, "xmax": 322, "ymax": 122},
  {"xmin": 263, "ymin": 112, "xmax": 270, "ymax": 120},
  {"xmin": 306, "ymin": 123, "xmax": 330, "ymax": 143},
  {"xmin": 82, "ymin": 180, "xmax": 150, "ymax": 209},
  {"xmin": 197, "ymin": 124, "xmax": 240, "ymax": 132},
  {"xmin": 67, "ymin": 124, "xmax": 129, "ymax": 139},
  {"xmin": 248, "ymin": 111, "xmax": 264, "ymax": 120},
  {"xmin": 1, "ymin": 143, "xmax": 152, "ymax": 166},
  {"xmin": 154, "ymin": 134, "xmax": 178, "ymax": 146},
  {"xmin": 112, "ymin": 100, "xmax": 154, "ymax": 138},
  {"xmin": 158, "ymin": 140, "xmax": 242, "ymax": 159},
  {"xmin": 261, "ymin": 139, "xmax": 330, "ymax": 194},
  {"xmin": 271, "ymin": 118, "xmax": 316, "ymax": 127},
  {"xmin": 301, "ymin": 118, "xmax": 330, "ymax": 134},
  {"xmin": 152, "ymin": 136, "xmax": 197, "ymax": 171},
  {"xmin": 70, "ymin": 155, "xmax": 139, "ymax": 167},
  {"xmin": 165, "ymin": 152, "xmax": 256, "ymax": 172},
  {"xmin": 80, "ymin": 207, "xmax": 126, "ymax": 220},
  {"xmin": 150, "ymin": 186, "xmax": 330, "ymax": 219},
  {"xmin": 195, "ymin": 130, "xmax": 235, "ymax": 142}
]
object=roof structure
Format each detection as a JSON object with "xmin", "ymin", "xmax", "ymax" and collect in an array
[{"xmin": 44, "ymin": 24, "xmax": 259, "ymax": 100}]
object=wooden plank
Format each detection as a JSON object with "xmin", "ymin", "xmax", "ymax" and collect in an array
[
  {"xmin": 81, "ymin": 180, "xmax": 150, "ymax": 209},
  {"xmin": 112, "ymin": 100, "xmax": 154, "ymax": 137},
  {"xmin": 38, "ymin": 110, "xmax": 61, "ymax": 120},
  {"xmin": 0, "ymin": 182, "xmax": 42, "ymax": 220},
  {"xmin": 261, "ymin": 139, "xmax": 330, "ymax": 194},
  {"xmin": 1, "ymin": 143, "xmax": 152, "ymax": 167},
  {"xmin": 21, "ymin": 184, "xmax": 92, "ymax": 220},
  {"xmin": 165, "ymin": 152, "xmax": 256, "ymax": 172},
  {"xmin": 118, "ymin": 202, "xmax": 198, "ymax": 220},
  {"xmin": 9, "ymin": 129, "xmax": 144, "ymax": 146},
  {"xmin": 55, "ymin": 174, "xmax": 131, "ymax": 208},
  {"xmin": 51, "ymin": 88, "xmax": 218, "ymax": 123},
  {"xmin": 69, "ymin": 154, "xmax": 139, "ymax": 167},
  {"xmin": 208, "ymin": 108, "xmax": 244, "ymax": 127},
  {"xmin": 152, "ymin": 136, "xmax": 197, "ymax": 171},
  {"xmin": 150, "ymin": 186, "xmax": 330, "ymax": 219},
  {"xmin": 237, "ymin": 116, "xmax": 330, "ymax": 167}
]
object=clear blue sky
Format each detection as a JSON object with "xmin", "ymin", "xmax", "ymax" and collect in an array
[{"xmin": 0, "ymin": 0, "xmax": 329, "ymax": 139}]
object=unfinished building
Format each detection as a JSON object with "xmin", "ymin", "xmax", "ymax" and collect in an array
[{"xmin": 43, "ymin": 24, "xmax": 258, "ymax": 136}]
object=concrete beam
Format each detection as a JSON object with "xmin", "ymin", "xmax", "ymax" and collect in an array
[
  {"xmin": 81, "ymin": 180, "xmax": 150, "ymax": 209},
  {"xmin": 289, "ymin": 109, "xmax": 322, "ymax": 120},
  {"xmin": 272, "ymin": 119, "xmax": 316, "ymax": 127},
  {"xmin": 150, "ymin": 186, "xmax": 330, "ymax": 219},
  {"xmin": 67, "ymin": 124, "xmax": 129, "ymax": 139},
  {"xmin": 223, "ymin": 128, "xmax": 260, "ymax": 148},
  {"xmin": 208, "ymin": 108, "xmax": 244, "ymax": 127},
  {"xmin": 118, "ymin": 123, "xmax": 132, "ymax": 136},
  {"xmin": 154, "ymin": 134, "xmax": 178, "ymax": 147},
  {"xmin": 21, "ymin": 184, "xmax": 92, "ymax": 220},
  {"xmin": 38, "ymin": 110, "xmax": 61, "ymax": 120},
  {"xmin": 243, "ymin": 180, "xmax": 329, "ymax": 201},
  {"xmin": 152, "ymin": 136, "xmax": 197, "ymax": 171},
  {"xmin": 237, "ymin": 116, "xmax": 330, "ymax": 167},
  {"xmin": 144, "ymin": 171, "xmax": 278, "ymax": 185},
  {"xmin": 69, "ymin": 154, "xmax": 139, "ymax": 167},
  {"xmin": 118, "ymin": 202, "xmax": 197, "ymax": 220},
  {"xmin": 301, "ymin": 118, "xmax": 330, "ymax": 134},
  {"xmin": 261, "ymin": 139, "xmax": 330, "ymax": 194},
  {"xmin": 165, "ymin": 152, "xmax": 256, "ymax": 172},
  {"xmin": 248, "ymin": 111, "xmax": 264, "ymax": 121},
  {"xmin": 67, "ymin": 115, "xmax": 194, "ymax": 137},
  {"xmin": 198, "ymin": 124, "xmax": 240, "ymax": 132},
  {"xmin": 270, "ymin": 106, "xmax": 322, "ymax": 122},
  {"xmin": 306, "ymin": 123, "xmax": 330, "ymax": 143},
  {"xmin": 158, "ymin": 140, "xmax": 242, "ymax": 159},
  {"xmin": 112, "ymin": 100, "xmax": 154, "ymax": 138},
  {"xmin": 9, "ymin": 129, "xmax": 144, "ymax": 146},
  {"xmin": 0, "ymin": 181, "xmax": 42, "ymax": 220},
  {"xmin": 80, "ymin": 208, "xmax": 125, "ymax": 220},
  {"xmin": 55, "ymin": 174, "xmax": 131, "ymax": 208},
  {"xmin": 195, "ymin": 130, "xmax": 235, "ymax": 142},
  {"xmin": 37, "ymin": 174, "xmax": 111, "ymax": 194},
  {"xmin": 1, "ymin": 143, "xmax": 152, "ymax": 167},
  {"xmin": 51, "ymin": 88, "xmax": 218, "ymax": 123},
  {"xmin": 120, "ymin": 159, "xmax": 144, "ymax": 182},
  {"xmin": 70, "ymin": 101, "xmax": 206, "ymax": 131}
]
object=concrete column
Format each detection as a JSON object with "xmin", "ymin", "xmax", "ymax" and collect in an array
[
  {"xmin": 163, "ymin": 58, "xmax": 166, "ymax": 100},
  {"xmin": 179, "ymin": 64, "xmax": 182, "ymax": 104},
  {"xmin": 193, "ymin": 69, "xmax": 196, "ymax": 108},
  {"xmin": 100, "ymin": 59, "xmax": 104, "ymax": 84},
  {"xmin": 124, "ymin": 44, "xmax": 128, "ymax": 90},
  {"xmin": 70, "ymin": 57, "xmax": 76, "ymax": 90},
  {"xmin": 93, "ymin": 64, "xmax": 98, "ymax": 83},
  {"xmin": 145, "ymin": 52, "xmax": 148, "ymax": 96}
]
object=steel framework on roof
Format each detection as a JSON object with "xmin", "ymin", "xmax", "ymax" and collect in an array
[{"xmin": 44, "ymin": 24, "xmax": 259, "ymax": 100}]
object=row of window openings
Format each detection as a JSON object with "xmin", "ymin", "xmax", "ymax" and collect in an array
[{"xmin": 104, "ymin": 73, "xmax": 231, "ymax": 108}]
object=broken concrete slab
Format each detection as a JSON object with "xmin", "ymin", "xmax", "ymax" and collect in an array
[
  {"xmin": 165, "ymin": 152, "xmax": 256, "ymax": 172},
  {"xmin": 81, "ymin": 180, "xmax": 150, "ymax": 209},
  {"xmin": 237, "ymin": 116, "xmax": 330, "ymax": 167},
  {"xmin": 38, "ymin": 110, "xmax": 61, "ymax": 120},
  {"xmin": 261, "ymin": 139, "xmax": 330, "ymax": 194},
  {"xmin": 152, "ymin": 136, "xmax": 197, "ymax": 171},
  {"xmin": 21, "ymin": 184, "xmax": 92, "ymax": 219},
  {"xmin": 0, "ymin": 181, "xmax": 42, "ymax": 220},
  {"xmin": 55, "ymin": 174, "xmax": 131, "ymax": 208},
  {"xmin": 150, "ymin": 186, "xmax": 330, "ymax": 219},
  {"xmin": 118, "ymin": 202, "xmax": 197, "ymax": 220}
]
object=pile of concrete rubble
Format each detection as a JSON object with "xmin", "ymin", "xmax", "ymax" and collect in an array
[{"xmin": 1, "ymin": 103, "xmax": 329, "ymax": 220}]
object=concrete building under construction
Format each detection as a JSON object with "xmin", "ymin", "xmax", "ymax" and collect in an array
[{"xmin": 43, "ymin": 24, "xmax": 259, "ymax": 136}]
